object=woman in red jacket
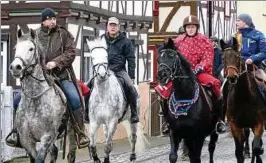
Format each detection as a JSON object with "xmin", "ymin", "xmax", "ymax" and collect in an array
[{"xmin": 174, "ymin": 15, "xmax": 226, "ymax": 134}]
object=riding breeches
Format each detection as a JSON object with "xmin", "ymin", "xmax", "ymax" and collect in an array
[
  {"xmin": 13, "ymin": 80, "xmax": 82, "ymax": 112},
  {"xmin": 196, "ymin": 73, "xmax": 221, "ymax": 99},
  {"xmin": 115, "ymin": 70, "xmax": 138, "ymax": 103}
]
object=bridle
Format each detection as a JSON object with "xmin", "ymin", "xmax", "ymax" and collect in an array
[
  {"xmin": 158, "ymin": 49, "xmax": 190, "ymax": 84},
  {"xmin": 14, "ymin": 40, "xmax": 46, "ymax": 82},
  {"xmin": 223, "ymin": 47, "xmax": 242, "ymax": 77},
  {"xmin": 90, "ymin": 46, "xmax": 110, "ymax": 79}
]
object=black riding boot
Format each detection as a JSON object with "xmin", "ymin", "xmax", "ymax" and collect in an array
[
  {"xmin": 214, "ymin": 98, "xmax": 226, "ymax": 134},
  {"xmin": 129, "ymin": 88, "xmax": 139, "ymax": 123},
  {"xmin": 84, "ymin": 78, "xmax": 94, "ymax": 123},
  {"xmin": 72, "ymin": 109, "xmax": 90, "ymax": 148},
  {"xmin": 84, "ymin": 94, "xmax": 90, "ymax": 123},
  {"xmin": 6, "ymin": 108, "xmax": 21, "ymax": 147}
]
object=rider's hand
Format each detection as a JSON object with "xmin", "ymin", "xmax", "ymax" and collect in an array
[
  {"xmin": 46, "ymin": 61, "xmax": 57, "ymax": 70},
  {"xmin": 245, "ymin": 58, "xmax": 253, "ymax": 65}
]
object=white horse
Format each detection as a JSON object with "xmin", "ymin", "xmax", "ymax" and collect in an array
[
  {"xmin": 9, "ymin": 29, "xmax": 76, "ymax": 163},
  {"xmin": 86, "ymin": 37, "xmax": 148, "ymax": 163}
]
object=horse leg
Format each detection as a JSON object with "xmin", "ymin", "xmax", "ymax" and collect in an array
[
  {"xmin": 67, "ymin": 125, "xmax": 77, "ymax": 163},
  {"xmin": 129, "ymin": 122, "xmax": 137, "ymax": 162},
  {"xmin": 23, "ymin": 141, "xmax": 37, "ymax": 163},
  {"xmin": 243, "ymin": 128, "xmax": 251, "ymax": 158},
  {"xmin": 49, "ymin": 144, "xmax": 58, "ymax": 163},
  {"xmin": 169, "ymin": 130, "xmax": 181, "ymax": 163},
  {"xmin": 35, "ymin": 135, "xmax": 55, "ymax": 163},
  {"xmin": 181, "ymin": 139, "xmax": 189, "ymax": 161},
  {"xmin": 89, "ymin": 122, "xmax": 101, "ymax": 163},
  {"xmin": 252, "ymin": 123, "xmax": 264, "ymax": 163},
  {"xmin": 230, "ymin": 122, "xmax": 245, "ymax": 163},
  {"xmin": 208, "ymin": 132, "xmax": 218, "ymax": 163},
  {"xmin": 186, "ymin": 137, "xmax": 204, "ymax": 163},
  {"xmin": 104, "ymin": 120, "xmax": 118, "ymax": 163}
]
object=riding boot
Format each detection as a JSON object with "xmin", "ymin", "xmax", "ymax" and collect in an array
[
  {"xmin": 84, "ymin": 78, "xmax": 94, "ymax": 123},
  {"xmin": 6, "ymin": 108, "xmax": 21, "ymax": 147},
  {"xmin": 72, "ymin": 109, "xmax": 90, "ymax": 148},
  {"xmin": 84, "ymin": 94, "xmax": 90, "ymax": 123},
  {"xmin": 129, "ymin": 88, "xmax": 139, "ymax": 124},
  {"xmin": 214, "ymin": 98, "xmax": 227, "ymax": 134}
]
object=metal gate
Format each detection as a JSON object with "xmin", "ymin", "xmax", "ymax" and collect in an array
[
  {"xmin": 1, "ymin": 86, "xmax": 27, "ymax": 162},
  {"xmin": 150, "ymin": 90, "xmax": 162, "ymax": 136}
]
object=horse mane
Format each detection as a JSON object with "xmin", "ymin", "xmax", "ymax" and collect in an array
[
  {"xmin": 177, "ymin": 53, "xmax": 196, "ymax": 80},
  {"xmin": 161, "ymin": 37, "xmax": 196, "ymax": 80},
  {"xmin": 87, "ymin": 37, "xmax": 107, "ymax": 51}
]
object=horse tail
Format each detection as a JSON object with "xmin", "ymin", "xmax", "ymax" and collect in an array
[{"xmin": 122, "ymin": 120, "xmax": 150, "ymax": 153}]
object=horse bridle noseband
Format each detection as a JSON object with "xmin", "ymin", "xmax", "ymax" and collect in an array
[
  {"xmin": 223, "ymin": 47, "xmax": 242, "ymax": 77},
  {"xmin": 90, "ymin": 46, "xmax": 110, "ymax": 78}
]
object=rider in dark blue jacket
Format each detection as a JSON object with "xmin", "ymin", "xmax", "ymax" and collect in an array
[
  {"xmin": 233, "ymin": 14, "xmax": 266, "ymax": 94},
  {"xmin": 234, "ymin": 14, "xmax": 266, "ymax": 68}
]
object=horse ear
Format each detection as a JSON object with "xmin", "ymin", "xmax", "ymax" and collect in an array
[
  {"xmin": 30, "ymin": 29, "xmax": 35, "ymax": 39},
  {"xmin": 219, "ymin": 39, "xmax": 226, "ymax": 51},
  {"xmin": 167, "ymin": 38, "xmax": 175, "ymax": 47},
  {"xmin": 86, "ymin": 39, "xmax": 92, "ymax": 57},
  {"xmin": 231, "ymin": 37, "xmax": 239, "ymax": 51},
  {"xmin": 17, "ymin": 29, "xmax": 22, "ymax": 39}
]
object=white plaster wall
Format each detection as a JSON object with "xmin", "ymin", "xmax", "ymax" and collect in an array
[{"xmin": 237, "ymin": 1, "xmax": 266, "ymax": 35}]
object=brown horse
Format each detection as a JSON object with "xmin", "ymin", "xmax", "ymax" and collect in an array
[{"xmin": 220, "ymin": 38, "xmax": 265, "ymax": 163}]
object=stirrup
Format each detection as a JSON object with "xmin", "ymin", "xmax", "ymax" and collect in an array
[
  {"xmin": 75, "ymin": 133, "xmax": 90, "ymax": 149},
  {"xmin": 215, "ymin": 121, "xmax": 227, "ymax": 134}
]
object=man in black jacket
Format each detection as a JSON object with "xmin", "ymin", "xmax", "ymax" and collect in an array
[{"xmin": 86, "ymin": 17, "xmax": 139, "ymax": 123}]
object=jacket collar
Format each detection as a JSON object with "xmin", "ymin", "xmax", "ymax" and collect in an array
[{"xmin": 41, "ymin": 24, "xmax": 58, "ymax": 35}]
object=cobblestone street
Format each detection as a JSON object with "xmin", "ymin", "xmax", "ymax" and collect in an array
[{"xmin": 83, "ymin": 132, "xmax": 266, "ymax": 163}]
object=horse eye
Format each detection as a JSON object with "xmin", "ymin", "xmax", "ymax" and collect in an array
[{"xmin": 29, "ymin": 48, "xmax": 34, "ymax": 51}]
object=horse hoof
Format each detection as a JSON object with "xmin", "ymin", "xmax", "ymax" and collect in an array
[
  {"xmin": 94, "ymin": 160, "xmax": 101, "ymax": 163},
  {"xmin": 130, "ymin": 153, "xmax": 136, "ymax": 162},
  {"xmin": 169, "ymin": 153, "xmax": 177, "ymax": 163},
  {"xmin": 103, "ymin": 157, "xmax": 109, "ymax": 163}
]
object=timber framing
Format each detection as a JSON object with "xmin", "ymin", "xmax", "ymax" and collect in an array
[{"xmin": 1, "ymin": 1, "xmax": 153, "ymax": 86}]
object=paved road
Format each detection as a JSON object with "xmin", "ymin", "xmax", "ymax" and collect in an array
[
  {"xmin": 9, "ymin": 132, "xmax": 266, "ymax": 163},
  {"xmin": 84, "ymin": 132, "xmax": 266, "ymax": 163}
]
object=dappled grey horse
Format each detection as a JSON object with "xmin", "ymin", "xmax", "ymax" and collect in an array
[
  {"xmin": 86, "ymin": 37, "xmax": 148, "ymax": 163},
  {"xmin": 9, "ymin": 29, "xmax": 76, "ymax": 163}
]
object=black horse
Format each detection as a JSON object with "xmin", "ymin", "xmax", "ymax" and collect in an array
[
  {"xmin": 156, "ymin": 38, "xmax": 220, "ymax": 163},
  {"xmin": 220, "ymin": 38, "xmax": 265, "ymax": 163}
]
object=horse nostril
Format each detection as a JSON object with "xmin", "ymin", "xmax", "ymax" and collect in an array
[{"xmin": 16, "ymin": 65, "xmax": 22, "ymax": 70}]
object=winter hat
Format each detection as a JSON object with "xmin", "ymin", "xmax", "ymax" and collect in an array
[
  {"xmin": 237, "ymin": 14, "xmax": 253, "ymax": 27},
  {"xmin": 41, "ymin": 8, "xmax": 56, "ymax": 22}
]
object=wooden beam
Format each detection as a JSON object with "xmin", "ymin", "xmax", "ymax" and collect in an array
[
  {"xmin": 159, "ymin": 1, "xmax": 192, "ymax": 8},
  {"xmin": 1, "ymin": 2, "xmax": 70, "ymax": 11},
  {"xmin": 160, "ymin": 2, "xmax": 181, "ymax": 32},
  {"xmin": 70, "ymin": 2, "xmax": 152, "ymax": 23},
  {"xmin": 190, "ymin": 2, "xmax": 197, "ymax": 16}
]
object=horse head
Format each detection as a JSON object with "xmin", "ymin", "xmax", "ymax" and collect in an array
[
  {"xmin": 9, "ymin": 29, "xmax": 38, "ymax": 78},
  {"xmin": 86, "ymin": 37, "xmax": 109, "ymax": 81},
  {"xmin": 156, "ymin": 38, "xmax": 194, "ymax": 85},
  {"xmin": 220, "ymin": 37, "xmax": 241, "ymax": 84}
]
